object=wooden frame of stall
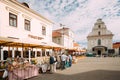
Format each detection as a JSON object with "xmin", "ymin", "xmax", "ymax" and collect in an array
[{"xmin": 0, "ymin": 37, "xmax": 63, "ymax": 63}]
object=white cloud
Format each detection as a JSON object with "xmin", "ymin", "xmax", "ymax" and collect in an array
[{"xmin": 104, "ymin": 18, "xmax": 120, "ymax": 42}]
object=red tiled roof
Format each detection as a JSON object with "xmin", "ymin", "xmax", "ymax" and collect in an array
[
  {"xmin": 52, "ymin": 31, "xmax": 62, "ymax": 37},
  {"xmin": 74, "ymin": 43, "xmax": 79, "ymax": 47},
  {"xmin": 54, "ymin": 27, "xmax": 69, "ymax": 32},
  {"xmin": 113, "ymin": 42, "xmax": 120, "ymax": 48}
]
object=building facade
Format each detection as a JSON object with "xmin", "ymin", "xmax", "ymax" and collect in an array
[
  {"xmin": 113, "ymin": 42, "xmax": 120, "ymax": 56},
  {"xmin": 0, "ymin": 0, "xmax": 54, "ymax": 61},
  {"xmin": 87, "ymin": 19, "xmax": 114, "ymax": 56},
  {"xmin": 52, "ymin": 27, "xmax": 74, "ymax": 50}
]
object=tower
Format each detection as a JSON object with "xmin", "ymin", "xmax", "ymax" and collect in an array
[{"xmin": 87, "ymin": 19, "xmax": 113, "ymax": 56}]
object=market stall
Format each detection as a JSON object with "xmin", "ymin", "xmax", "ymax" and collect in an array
[{"xmin": 8, "ymin": 65, "xmax": 39, "ymax": 80}]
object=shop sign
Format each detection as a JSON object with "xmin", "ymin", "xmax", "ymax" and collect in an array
[{"xmin": 28, "ymin": 34, "xmax": 43, "ymax": 40}]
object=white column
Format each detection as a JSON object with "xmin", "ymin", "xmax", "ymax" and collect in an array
[
  {"xmin": 21, "ymin": 50, "xmax": 23, "ymax": 58},
  {"xmin": 50, "ymin": 49, "xmax": 53, "ymax": 55},
  {"xmin": 41, "ymin": 49, "xmax": 42, "ymax": 57},
  {"xmin": 45, "ymin": 49, "xmax": 47, "ymax": 56},
  {"xmin": 35, "ymin": 48, "xmax": 37, "ymax": 58},
  {"xmin": 21, "ymin": 48, "xmax": 24, "ymax": 58},
  {"xmin": 28, "ymin": 49, "xmax": 31, "ymax": 63},
  {"xmin": 0, "ymin": 46, "xmax": 3, "ymax": 60},
  {"xmin": 21, "ymin": 44, "xmax": 24, "ymax": 58},
  {"xmin": 12, "ymin": 47, "xmax": 15, "ymax": 58}
]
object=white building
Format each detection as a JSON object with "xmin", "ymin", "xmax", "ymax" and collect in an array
[
  {"xmin": 87, "ymin": 19, "xmax": 114, "ymax": 56},
  {"xmin": 113, "ymin": 42, "xmax": 120, "ymax": 56},
  {"xmin": 0, "ymin": 0, "xmax": 55, "ymax": 61},
  {"xmin": 52, "ymin": 27, "xmax": 74, "ymax": 50}
]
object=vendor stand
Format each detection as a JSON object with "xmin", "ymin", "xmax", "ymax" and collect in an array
[
  {"xmin": 8, "ymin": 65, "xmax": 39, "ymax": 80},
  {"xmin": 5, "ymin": 57, "xmax": 39, "ymax": 80}
]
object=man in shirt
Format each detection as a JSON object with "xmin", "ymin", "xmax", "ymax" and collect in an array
[
  {"xmin": 61, "ymin": 53, "xmax": 67, "ymax": 70},
  {"xmin": 49, "ymin": 54, "xmax": 54, "ymax": 73}
]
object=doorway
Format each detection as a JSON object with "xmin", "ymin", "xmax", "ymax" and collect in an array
[{"xmin": 98, "ymin": 50, "xmax": 101, "ymax": 56}]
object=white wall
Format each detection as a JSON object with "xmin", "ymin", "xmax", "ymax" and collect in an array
[{"xmin": 0, "ymin": 1, "xmax": 53, "ymax": 43}]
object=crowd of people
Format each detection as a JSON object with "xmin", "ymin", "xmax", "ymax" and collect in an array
[
  {"xmin": 49, "ymin": 53, "xmax": 73, "ymax": 73},
  {"xmin": 0, "ymin": 53, "xmax": 74, "ymax": 79}
]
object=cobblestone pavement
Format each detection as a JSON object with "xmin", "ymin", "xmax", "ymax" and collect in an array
[{"xmin": 28, "ymin": 57, "xmax": 120, "ymax": 80}]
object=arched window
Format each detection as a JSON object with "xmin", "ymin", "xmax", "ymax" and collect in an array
[
  {"xmin": 98, "ymin": 25, "xmax": 101, "ymax": 28},
  {"xmin": 98, "ymin": 31, "xmax": 101, "ymax": 35},
  {"xmin": 98, "ymin": 39, "xmax": 101, "ymax": 45}
]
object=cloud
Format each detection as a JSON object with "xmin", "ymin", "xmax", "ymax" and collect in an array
[{"xmin": 104, "ymin": 18, "xmax": 120, "ymax": 42}]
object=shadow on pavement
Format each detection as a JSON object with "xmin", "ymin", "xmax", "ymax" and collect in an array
[{"xmin": 28, "ymin": 70, "xmax": 120, "ymax": 80}]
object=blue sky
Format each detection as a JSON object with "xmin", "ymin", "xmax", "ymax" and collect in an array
[{"xmin": 18, "ymin": 0, "xmax": 120, "ymax": 48}]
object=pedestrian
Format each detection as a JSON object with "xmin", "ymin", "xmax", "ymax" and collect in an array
[
  {"xmin": 49, "ymin": 54, "xmax": 54, "ymax": 73},
  {"xmin": 56, "ymin": 55, "xmax": 61, "ymax": 69},
  {"xmin": 65, "ymin": 54, "xmax": 70, "ymax": 68},
  {"xmin": 53, "ymin": 55, "xmax": 57, "ymax": 72},
  {"xmin": 68, "ymin": 54, "xmax": 72, "ymax": 67},
  {"xmin": 61, "ymin": 53, "xmax": 67, "ymax": 70}
]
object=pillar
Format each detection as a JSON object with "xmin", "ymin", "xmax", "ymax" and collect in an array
[
  {"xmin": 35, "ymin": 48, "xmax": 37, "ymax": 58},
  {"xmin": 45, "ymin": 49, "xmax": 47, "ymax": 56},
  {"xmin": 0, "ymin": 46, "xmax": 3, "ymax": 60},
  {"xmin": 28, "ymin": 48, "xmax": 31, "ymax": 64},
  {"xmin": 12, "ymin": 47, "xmax": 15, "ymax": 58}
]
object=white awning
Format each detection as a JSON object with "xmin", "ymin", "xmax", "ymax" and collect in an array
[
  {"xmin": 50, "ymin": 42, "xmax": 64, "ymax": 48},
  {"xmin": 13, "ymin": 38, "xmax": 52, "ymax": 48},
  {"xmin": 0, "ymin": 36, "xmax": 64, "ymax": 49},
  {"xmin": 0, "ymin": 36, "xmax": 14, "ymax": 42}
]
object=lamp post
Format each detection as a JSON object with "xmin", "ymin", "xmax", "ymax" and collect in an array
[
  {"xmin": 60, "ymin": 23, "xmax": 65, "ymax": 45},
  {"xmin": 60, "ymin": 23, "xmax": 65, "ymax": 53}
]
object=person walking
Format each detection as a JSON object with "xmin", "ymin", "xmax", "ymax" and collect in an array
[
  {"xmin": 49, "ymin": 54, "xmax": 54, "ymax": 73},
  {"xmin": 65, "ymin": 54, "xmax": 70, "ymax": 68},
  {"xmin": 61, "ymin": 53, "xmax": 67, "ymax": 70},
  {"xmin": 68, "ymin": 54, "xmax": 72, "ymax": 67},
  {"xmin": 53, "ymin": 55, "xmax": 57, "ymax": 72},
  {"xmin": 56, "ymin": 55, "xmax": 61, "ymax": 69}
]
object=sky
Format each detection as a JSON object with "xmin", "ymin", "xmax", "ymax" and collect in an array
[{"xmin": 18, "ymin": 0, "xmax": 120, "ymax": 48}]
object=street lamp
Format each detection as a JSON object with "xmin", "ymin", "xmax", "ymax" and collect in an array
[
  {"xmin": 60, "ymin": 23, "xmax": 66, "ymax": 53},
  {"xmin": 60, "ymin": 23, "xmax": 65, "ymax": 45},
  {"xmin": 60, "ymin": 23, "xmax": 65, "ymax": 35}
]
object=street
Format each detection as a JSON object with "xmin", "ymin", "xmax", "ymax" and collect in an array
[{"xmin": 28, "ymin": 57, "xmax": 120, "ymax": 80}]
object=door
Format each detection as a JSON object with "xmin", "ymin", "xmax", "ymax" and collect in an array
[{"xmin": 98, "ymin": 50, "xmax": 101, "ymax": 56}]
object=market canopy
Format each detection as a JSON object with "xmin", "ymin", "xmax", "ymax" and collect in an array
[
  {"xmin": 0, "ymin": 36, "xmax": 14, "ymax": 46},
  {"xmin": 0, "ymin": 36, "xmax": 64, "ymax": 49}
]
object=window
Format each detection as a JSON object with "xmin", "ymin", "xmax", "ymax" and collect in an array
[
  {"xmin": 9, "ymin": 13, "xmax": 17, "ymax": 27},
  {"xmin": 98, "ymin": 25, "xmax": 101, "ymax": 28},
  {"xmin": 42, "ymin": 49, "xmax": 45, "ymax": 56},
  {"xmin": 24, "ymin": 19, "xmax": 30, "ymax": 31},
  {"xmin": 42, "ymin": 26, "xmax": 46, "ymax": 35},
  {"xmin": 98, "ymin": 31, "xmax": 101, "ymax": 35},
  {"xmin": 58, "ymin": 38, "xmax": 60, "ymax": 44},
  {"xmin": 98, "ymin": 39, "xmax": 101, "ymax": 45},
  {"xmin": 31, "ymin": 51, "xmax": 35, "ymax": 58},
  {"xmin": 23, "ymin": 51, "xmax": 29, "ymax": 58},
  {"xmin": 37, "ymin": 51, "xmax": 41, "ymax": 57}
]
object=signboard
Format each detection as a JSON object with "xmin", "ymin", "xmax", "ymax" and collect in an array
[{"xmin": 28, "ymin": 34, "xmax": 43, "ymax": 40}]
